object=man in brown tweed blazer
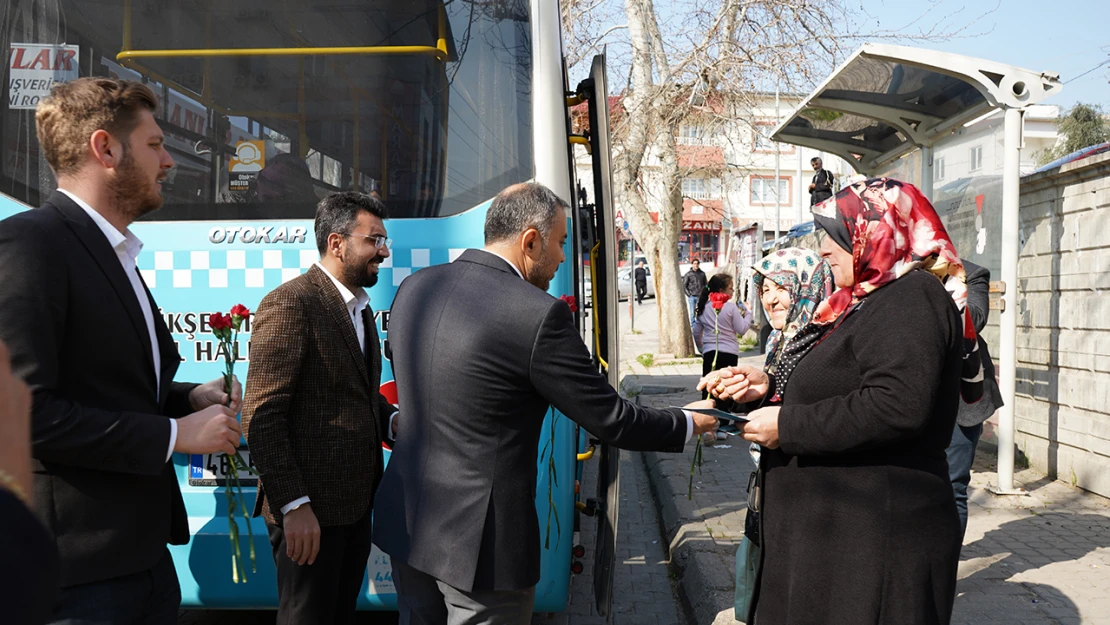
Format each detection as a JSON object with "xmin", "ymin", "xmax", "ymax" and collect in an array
[{"xmin": 243, "ymin": 191, "xmax": 396, "ymax": 625}]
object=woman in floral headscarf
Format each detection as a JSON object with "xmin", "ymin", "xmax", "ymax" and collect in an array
[{"xmin": 705, "ymin": 178, "xmax": 979, "ymax": 625}]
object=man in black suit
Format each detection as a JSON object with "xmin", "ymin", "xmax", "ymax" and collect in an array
[
  {"xmin": 374, "ymin": 182, "xmax": 718, "ymax": 625},
  {"xmin": 634, "ymin": 260, "xmax": 648, "ymax": 304},
  {"xmin": 947, "ymin": 260, "xmax": 1004, "ymax": 541},
  {"xmin": 0, "ymin": 78, "xmax": 243, "ymax": 624}
]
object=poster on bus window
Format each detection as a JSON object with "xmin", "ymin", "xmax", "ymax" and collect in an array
[{"xmin": 7, "ymin": 44, "xmax": 80, "ymax": 110}]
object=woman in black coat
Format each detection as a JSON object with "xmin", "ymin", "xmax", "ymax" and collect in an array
[{"xmin": 703, "ymin": 178, "xmax": 985, "ymax": 625}]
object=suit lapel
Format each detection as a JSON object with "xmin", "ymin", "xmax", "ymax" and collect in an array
[
  {"xmin": 51, "ymin": 192, "xmax": 157, "ymax": 381},
  {"xmin": 308, "ymin": 266, "xmax": 370, "ymax": 386}
]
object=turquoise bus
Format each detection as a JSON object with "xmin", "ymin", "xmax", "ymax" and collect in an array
[{"xmin": 1, "ymin": 0, "xmax": 624, "ymax": 615}]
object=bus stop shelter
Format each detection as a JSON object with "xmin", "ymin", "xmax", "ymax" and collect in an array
[{"xmin": 771, "ymin": 43, "xmax": 1064, "ymax": 494}]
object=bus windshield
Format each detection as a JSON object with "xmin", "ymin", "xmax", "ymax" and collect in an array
[{"xmin": 2, "ymin": 0, "xmax": 533, "ymax": 219}]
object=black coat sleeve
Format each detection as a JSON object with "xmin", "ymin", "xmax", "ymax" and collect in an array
[
  {"xmin": 962, "ymin": 261, "xmax": 991, "ymax": 333},
  {"xmin": 778, "ymin": 276, "xmax": 958, "ymax": 456},
  {"xmin": 0, "ymin": 216, "xmax": 170, "ymax": 476},
  {"xmin": 0, "ymin": 490, "xmax": 59, "ymax": 625},
  {"xmin": 530, "ymin": 300, "xmax": 687, "ymax": 452}
]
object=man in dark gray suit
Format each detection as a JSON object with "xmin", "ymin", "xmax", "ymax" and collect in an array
[
  {"xmin": 947, "ymin": 260, "xmax": 1004, "ymax": 540},
  {"xmin": 374, "ymin": 182, "xmax": 717, "ymax": 624}
]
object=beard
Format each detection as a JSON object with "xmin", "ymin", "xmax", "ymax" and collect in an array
[
  {"xmin": 341, "ymin": 250, "xmax": 380, "ymax": 288},
  {"xmin": 110, "ymin": 149, "xmax": 163, "ymax": 222},
  {"xmin": 526, "ymin": 246, "xmax": 557, "ymax": 291}
]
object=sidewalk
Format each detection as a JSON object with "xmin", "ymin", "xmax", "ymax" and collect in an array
[{"xmin": 618, "ymin": 303, "xmax": 1110, "ymax": 625}]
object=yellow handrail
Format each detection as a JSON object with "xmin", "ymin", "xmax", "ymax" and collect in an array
[
  {"xmin": 118, "ymin": 44, "xmax": 448, "ymax": 62},
  {"xmin": 589, "ymin": 242, "xmax": 608, "ymax": 371},
  {"xmin": 568, "ymin": 135, "xmax": 591, "ymax": 154},
  {"xmin": 576, "ymin": 445, "xmax": 596, "ymax": 462}
]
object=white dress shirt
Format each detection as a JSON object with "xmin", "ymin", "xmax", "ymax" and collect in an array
[
  {"xmin": 59, "ymin": 189, "xmax": 179, "ymax": 462},
  {"xmin": 474, "ymin": 249, "xmax": 694, "ymax": 443}
]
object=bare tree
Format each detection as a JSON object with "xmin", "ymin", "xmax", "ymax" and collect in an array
[{"xmin": 566, "ymin": 0, "xmax": 993, "ymax": 357}]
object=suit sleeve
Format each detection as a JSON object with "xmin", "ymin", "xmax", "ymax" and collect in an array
[
  {"xmin": 377, "ymin": 395, "xmax": 397, "ymax": 447},
  {"xmin": 241, "ymin": 288, "xmax": 310, "ymax": 512},
  {"xmin": 0, "ymin": 491, "xmax": 59, "ymax": 625},
  {"xmin": 778, "ymin": 281, "xmax": 956, "ymax": 456},
  {"xmin": 530, "ymin": 300, "xmax": 687, "ymax": 452},
  {"xmin": 963, "ymin": 262, "xmax": 991, "ymax": 333},
  {"xmin": 0, "ymin": 217, "xmax": 171, "ymax": 476}
]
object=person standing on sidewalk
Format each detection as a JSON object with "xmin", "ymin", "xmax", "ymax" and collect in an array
[
  {"xmin": 948, "ymin": 260, "xmax": 1003, "ymax": 542},
  {"xmin": 0, "ymin": 77, "xmax": 243, "ymax": 624},
  {"xmin": 704, "ymin": 178, "xmax": 981, "ymax": 625},
  {"xmin": 693, "ymin": 273, "xmax": 752, "ymax": 438},
  {"xmin": 373, "ymin": 182, "xmax": 720, "ymax": 625},
  {"xmin": 683, "ymin": 259, "xmax": 708, "ymax": 325},
  {"xmin": 634, "ymin": 260, "xmax": 649, "ymax": 304},
  {"xmin": 808, "ymin": 157, "xmax": 834, "ymax": 206}
]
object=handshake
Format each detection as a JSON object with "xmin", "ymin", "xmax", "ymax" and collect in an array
[{"xmin": 683, "ymin": 365, "xmax": 780, "ymax": 449}]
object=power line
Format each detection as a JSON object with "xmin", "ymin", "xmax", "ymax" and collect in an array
[{"xmin": 1065, "ymin": 56, "xmax": 1110, "ymax": 85}]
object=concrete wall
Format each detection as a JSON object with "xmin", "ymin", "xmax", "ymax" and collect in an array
[{"xmin": 1011, "ymin": 150, "xmax": 1110, "ymax": 497}]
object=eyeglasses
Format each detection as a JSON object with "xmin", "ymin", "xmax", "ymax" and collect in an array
[{"xmin": 346, "ymin": 233, "xmax": 392, "ymax": 249}]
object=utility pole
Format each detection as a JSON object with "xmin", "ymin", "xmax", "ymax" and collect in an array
[{"xmin": 774, "ymin": 84, "xmax": 781, "ymax": 240}]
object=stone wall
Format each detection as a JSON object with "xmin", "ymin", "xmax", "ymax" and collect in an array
[{"xmin": 1010, "ymin": 151, "xmax": 1110, "ymax": 497}]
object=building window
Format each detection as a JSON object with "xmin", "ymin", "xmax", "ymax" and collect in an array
[
  {"xmin": 681, "ymin": 177, "xmax": 721, "ymax": 200},
  {"xmin": 678, "ymin": 124, "xmax": 705, "ymax": 145},
  {"xmin": 934, "ymin": 157, "xmax": 946, "ymax": 181},
  {"xmin": 969, "ymin": 145, "xmax": 983, "ymax": 172},
  {"xmin": 749, "ymin": 176, "xmax": 790, "ymax": 205}
]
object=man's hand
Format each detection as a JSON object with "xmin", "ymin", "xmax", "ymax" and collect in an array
[
  {"xmin": 684, "ymin": 399, "xmax": 719, "ymax": 436},
  {"xmin": 174, "ymin": 405, "xmax": 241, "ymax": 455},
  {"xmin": 741, "ymin": 406, "xmax": 780, "ymax": 449},
  {"xmin": 808, "ymin": 183, "xmax": 816, "ymax": 192},
  {"xmin": 0, "ymin": 340, "xmax": 33, "ymax": 505},
  {"xmin": 283, "ymin": 504, "xmax": 321, "ymax": 565},
  {"xmin": 189, "ymin": 375, "xmax": 242, "ymax": 413},
  {"xmin": 391, "ymin": 413, "xmax": 399, "ymax": 437},
  {"xmin": 697, "ymin": 365, "xmax": 769, "ymax": 404}
]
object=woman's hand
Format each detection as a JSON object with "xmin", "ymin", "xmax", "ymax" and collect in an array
[
  {"xmin": 741, "ymin": 406, "xmax": 780, "ymax": 449},
  {"xmin": 697, "ymin": 365, "xmax": 770, "ymax": 403}
]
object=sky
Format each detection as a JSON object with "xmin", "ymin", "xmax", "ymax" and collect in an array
[
  {"xmin": 858, "ymin": 0, "xmax": 1109, "ymax": 110},
  {"xmin": 581, "ymin": 0, "xmax": 1109, "ymax": 112}
]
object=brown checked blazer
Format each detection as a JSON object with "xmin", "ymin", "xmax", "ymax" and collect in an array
[{"xmin": 243, "ymin": 264, "xmax": 395, "ymax": 527}]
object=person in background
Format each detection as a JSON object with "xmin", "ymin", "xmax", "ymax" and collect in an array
[
  {"xmin": 0, "ymin": 339, "xmax": 59, "ymax": 625},
  {"xmin": 634, "ymin": 260, "xmax": 648, "ymax": 305},
  {"xmin": 683, "ymin": 259, "xmax": 708, "ymax": 325},
  {"xmin": 693, "ymin": 273, "xmax": 752, "ymax": 439},
  {"xmin": 948, "ymin": 259, "xmax": 1004, "ymax": 542},
  {"xmin": 704, "ymin": 178, "xmax": 982, "ymax": 625},
  {"xmin": 808, "ymin": 157, "xmax": 834, "ymax": 206}
]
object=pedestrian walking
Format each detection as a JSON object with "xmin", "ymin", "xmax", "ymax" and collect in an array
[
  {"xmin": 634, "ymin": 260, "xmax": 648, "ymax": 304},
  {"xmin": 683, "ymin": 259, "xmax": 708, "ymax": 324}
]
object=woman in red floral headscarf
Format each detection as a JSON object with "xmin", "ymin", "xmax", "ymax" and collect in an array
[{"xmin": 703, "ymin": 178, "xmax": 978, "ymax": 625}]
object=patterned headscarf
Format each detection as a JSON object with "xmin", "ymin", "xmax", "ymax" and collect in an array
[
  {"xmin": 753, "ymin": 249, "xmax": 833, "ymax": 402},
  {"xmin": 811, "ymin": 177, "xmax": 984, "ymax": 403}
]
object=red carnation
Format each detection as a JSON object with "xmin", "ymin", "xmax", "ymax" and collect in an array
[
  {"xmin": 559, "ymin": 295, "xmax": 578, "ymax": 313},
  {"xmin": 230, "ymin": 303, "xmax": 250, "ymax": 319},
  {"xmin": 708, "ymin": 292, "xmax": 730, "ymax": 311},
  {"xmin": 210, "ymin": 312, "xmax": 231, "ymax": 331}
]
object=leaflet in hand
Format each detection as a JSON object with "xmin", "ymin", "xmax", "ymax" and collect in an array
[{"xmin": 671, "ymin": 407, "xmax": 750, "ymax": 423}]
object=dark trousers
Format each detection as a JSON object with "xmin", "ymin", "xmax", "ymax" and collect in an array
[
  {"xmin": 946, "ymin": 422, "xmax": 983, "ymax": 542},
  {"xmin": 702, "ymin": 351, "xmax": 740, "ymax": 428},
  {"xmin": 393, "ymin": 560, "xmax": 535, "ymax": 625},
  {"xmin": 635, "ymin": 281, "xmax": 647, "ymax": 304},
  {"xmin": 267, "ymin": 507, "xmax": 373, "ymax": 625},
  {"xmin": 47, "ymin": 549, "xmax": 179, "ymax": 625}
]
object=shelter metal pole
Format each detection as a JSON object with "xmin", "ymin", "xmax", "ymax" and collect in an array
[
  {"xmin": 992, "ymin": 107, "xmax": 1025, "ymax": 495},
  {"xmin": 774, "ymin": 85, "xmax": 781, "ymax": 239},
  {"xmin": 920, "ymin": 145, "xmax": 934, "ymax": 199},
  {"xmin": 796, "ymin": 146, "xmax": 804, "ymax": 223}
]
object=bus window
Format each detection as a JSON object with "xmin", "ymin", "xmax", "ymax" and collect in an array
[{"xmin": 1, "ymin": 0, "xmax": 533, "ymax": 220}]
